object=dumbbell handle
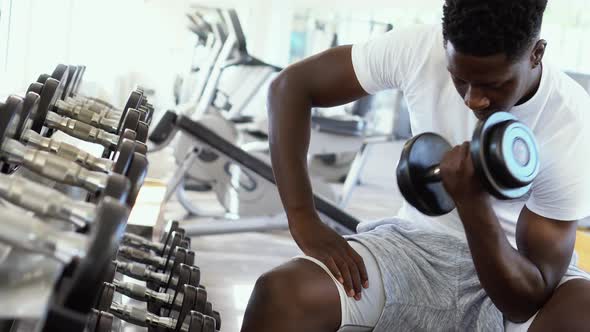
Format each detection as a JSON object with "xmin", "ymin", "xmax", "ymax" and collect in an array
[
  {"xmin": 109, "ymin": 301, "xmax": 176, "ymax": 329},
  {"xmin": 55, "ymin": 100, "xmax": 120, "ymax": 133},
  {"xmin": 2, "ymin": 138, "xmax": 109, "ymax": 193},
  {"xmin": 423, "ymin": 166, "xmax": 441, "ymax": 183},
  {"xmin": 0, "ymin": 207, "xmax": 87, "ymax": 264},
  {"xmin": 0, "ymin": 174, "xmax": 95, "ymax": 227},
  {"xmin": 112, "ymin": 279, "xmax": 182, "ymax": 308},
  {"xmin": 22, "ymin": 129, "xmax": 114, "ymax": 173},
  {"xmin": 115, "ymin": 261, "xmax": 178, "ymax": 287},
  {"xmin": 67, "ymin": 96, "xmax": 119, "ymax": 113},
  {"xmin": 118, "ymin": 246, "xmax": 167, "ymax": 268},
  {"xmin": 122, "ymin": 233, "xmax": 165, "ymax": 253},
  {"xmin": 79, "ymin": 100, "xmax": 123, "ymax": 119},
  {"xmin": 45, "ymin": 111, "xmax": 119, "ymax": 150}
]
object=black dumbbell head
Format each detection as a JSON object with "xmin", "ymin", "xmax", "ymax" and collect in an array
[
  {"xmin": 471, "ymin": 111, "xmax": 539, "ymax": 200},
  {"xmin": 211, "ymin": 310, "xmax": 221, "ymax": 330},
  {"xmin": 165, "ymin": 246, "xmax": 187, "ymax": 290},
  {"xmin": 95, "ymin": 283, "xmax": 116, "ymax": 312},
  {"xmin": 110, "ymin": 129, "xmax": 137, "ymax": 159},
  {"xmin": 15, "ymin": 92, "xmax": 40, "ymax": 141},
  {"xmin": 162, "ymin": 230, "xmax": 183, "ymax": 259},
  {"xmin": 62, "ymin": 65, "xmax": 78, "ymax": 100},
  {"xmin": 188, "ymin": 311, "xmax": 204, "ymax": 332},
  {"xmin": 195, "ymin": 288, "xmax": 208, "ymax": 314},
  {"xmin": 135, "ymin": 121, "xmax": 149, "ymax": 143},
  {"xmin": 125, "ymin": 152, "xmax": 148, "ymax": 207},
  {"xmin": 202, "ymin": 314, "xmax": 217, "ymax": 332},
  {"xmin": 51, "ymin": 64, "xmax": 69, "ymax": 83},
  {"xmin": 63, "ymin": 198, "xmax": 129, "ymax": 312},
  {"xmin": 117, "ymin": 108, "xmax": 141, "ymax": 135},
  {"xmin": 396, "ymin": 132, "xmax": 454, "ymax": 216},
  {"xmin": 119, "ymin": 91, "xmax": 143, "ymax": 127},
  {"xmin": 168, "ymin": 264, "xmax": 192, "ymax": 312},
  {"xmin": 112, "ymin": 139, "xmax": 136, "ymax": 175},
  {"xmin": 133, "ymin": 141, "xmax": 148, "ymax": 155},
  {"xmin": 188, "ymin": 266, "xmax": 201, "ymax": 289},
  {"xmin": 186, "ymin": 250, "xmax": 196, "ymax": 267},
  {"xmin": 101, "ymin": 173, "xmax": 131, "ymax": 204},
  {"xmin": 120, "ymin": 128, "xmax": 137, "ymax": 143},
  {"xmin": 2, "ymin": 96, "xmax": 24, "ymax": 142},
  {"xmin": 95, "ymin": 311, "xmax": 114, "ymax": 332},
  {"xmin": 37, "ymin": 73, "xmax": 51, "ymax": 84},
  {"xmin": 1, "ymin": 93, "xmax": 39, "ymax": 174},
  {"xmin": 73, "ymin": 66, "xmax": 86, "ymax": 94},
  {"xmin": 29, "ymin": 78, "xmax": 62, "ymax": 133},
  {"xmin": 175, "ymin": 285, "xmax": 198, "ymax": 331}
]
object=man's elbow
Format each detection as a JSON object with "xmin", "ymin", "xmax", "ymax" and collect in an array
[
  {"xmin": 504, "ymin": 307, "xmax": 539, "ymax": 324},
  {"xmin": 267, "ymin": 66, "xmax": 307, "ymax": 112},
  {"xmin": 501, "ymin": 280, "xmax": 550, "ymax": 323}
]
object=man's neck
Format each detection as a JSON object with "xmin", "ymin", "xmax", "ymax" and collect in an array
[{"xmin": 516, "ymin": 64, "xmax": 543, "ymax": 106}]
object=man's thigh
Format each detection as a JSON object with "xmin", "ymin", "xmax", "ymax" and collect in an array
[
  {"xmin": 297, "ymin": 241, "xmax": 386, "ymax": 331},
  {"xmin": 529, "ymin": 278, "xmax": 590, "ymax": 332}
]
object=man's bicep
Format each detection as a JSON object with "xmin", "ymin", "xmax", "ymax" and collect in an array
[
  {"xmin": 516, "ymin": 207, "xmax": 577, "ymax": 288},
  {"xmin": 288, "ymin": 45, "xmax": 369, "ymax": 108}
]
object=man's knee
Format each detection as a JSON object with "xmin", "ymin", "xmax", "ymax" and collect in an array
[
  {"xmin": 252, "ymin": 266, "xmax": 312, "ymax": 317},
  {"xmin": 249, "ymin": 259, "xmax": 341, "ymax": 321}
]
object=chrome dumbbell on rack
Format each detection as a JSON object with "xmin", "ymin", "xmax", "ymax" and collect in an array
[
  {"xmin": 40, "ymin": 65, "xmax": 153, "ymax": 139},
  {"xmin": 0, "ymin": 96, "xmax": 132, "ymax": 202}
]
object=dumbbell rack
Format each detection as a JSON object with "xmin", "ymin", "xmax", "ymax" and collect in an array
[
  {"xmin": 0, "ymin": 64, "xmax": 220, "ymax": 332},
  {"xmin": 0, "ymin": 131, "xmax": 98, "ymax": 319}
]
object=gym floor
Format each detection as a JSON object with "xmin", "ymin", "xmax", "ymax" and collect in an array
[{"xmin": 151, "ymin": 141, "xmax": 405, "ymax": 332}]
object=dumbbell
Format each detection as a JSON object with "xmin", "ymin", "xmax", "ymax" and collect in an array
[
  {"xmin": 108, "ymin": 263, "xmax": 208, "ymax": 313},
  {"xmin": 0, "ymin": 93, "xmax": 145, "ymax": 205},
  {"xmin": 117, "ymin": 230, "xmax": 194, "ymax": 271},
  {"xmin": 113, "ymin": 244, "xmax": 199, "ymax": 297},
  {"xmin": 113, "ymin": 229, "xmax": 194, "ymax": 286},
  {"xmin": 114, "ymin": 260, "xmax": 201, "ymax": 294},
  {"xmin": 8, "ymin": 91, "xmax": 136, "ymax": 175},
  {"xmin": 83, "ymin": 309, "xmax": 115, "ymax": 332},
  {"xmin": 47, "ymin": 64, "xmax": 155, "ymax": 133},
  {"xmin": 101, "ymin": 250, "xmax": 219, "ymax": 327},
  {"xmin": 98, "ymin": 284, "xmax": 217, "ymax": 332},
  {"xmin": 122, "ymin": 224, "xmax": 191, "ymax": 256},
  {"xmin": 0, "ymin": 170, "xmax": 143, "ymax": 230},
  {"xmin": 122, "ymin": 232, "xmax": 191, "ymax": 256},
  {"xmin": 0, "ymin": 198, "xmax": 127, "ymax": 298},
  {"xmin": 42, "ymin": 64, "xmax": 152, "ymax": 125},
  {"xmin": 0, "ymin": 96, "xmax": 132, "ymax": 202},
  {"xmin": 26, "ymin": 78, "xmax": 142, "ymax": 155},
  {"xmin": 58, "ymin": 64, "xmax": 154, "ymax": 129},
  {"xmin": 0, "ymin": 202, "xmax": 126, "ymax": 330},
  {"xmin": 118, "ymin": 245, "xmax": 197, "ymax": 272},
  {"xmin": 29, "ymin": 78, "xmax": 150, "ymax": 164},
  {"xmin": 396, "ymin": 111, "xmax": 540, "ymax": 216}
]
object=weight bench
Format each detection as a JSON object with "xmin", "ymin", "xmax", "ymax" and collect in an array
[{"xmin": 171, "ymin": 114, "xmax": 360, "ymax": 235}]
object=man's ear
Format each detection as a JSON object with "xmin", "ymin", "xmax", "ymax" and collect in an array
[{"xmin": 531, "ymin": 39, "xmax": 547, "ymax": 68}]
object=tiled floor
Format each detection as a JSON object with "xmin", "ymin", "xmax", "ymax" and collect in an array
[{"xmin": 155, "ymin": 141, "xmax": 406, "ymax": 332}]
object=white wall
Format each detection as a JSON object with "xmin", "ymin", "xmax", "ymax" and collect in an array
[{"xmin": 0, "ymin": 0, "xmax": 588, "ymax": 108}]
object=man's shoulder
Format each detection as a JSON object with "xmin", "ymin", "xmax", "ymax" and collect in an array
[{"xmin": 546, "ymin": 66, "xmax": 590, "ymax": 124}]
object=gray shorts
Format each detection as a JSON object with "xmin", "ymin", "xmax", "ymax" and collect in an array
[{"xmin": 298, "ymin": 219, "xmax": 590, "ymax": 331}]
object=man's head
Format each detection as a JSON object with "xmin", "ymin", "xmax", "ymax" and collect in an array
[{"xmin": 442, "ymin": 0, "xmax": 548, "ymax": 119}]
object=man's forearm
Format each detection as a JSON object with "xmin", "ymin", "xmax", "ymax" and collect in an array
[
  {"xmin": 457, "ymin": 197, "xmax": 549, "ymax": 322},
  {"xmin": 267, "ymin": 71, "xmax": 317, "ymax": 225}
]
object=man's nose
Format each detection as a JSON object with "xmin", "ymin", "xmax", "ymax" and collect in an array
[{"xmin": 464, "ymin": 86, "xmax": 491, "ymax": 111}]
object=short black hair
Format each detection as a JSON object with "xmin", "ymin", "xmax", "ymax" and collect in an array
[{"xmin": 442, "ymin": 0, "xmax": 548, "ymax": 61}]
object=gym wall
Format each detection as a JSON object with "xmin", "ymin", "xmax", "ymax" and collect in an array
[{"xmin": 0, "ymin": 0, "xmax": 588, "ymax": 113}]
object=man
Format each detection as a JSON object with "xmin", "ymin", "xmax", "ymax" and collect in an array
[{"xmin": 241, "ymin": 0, "xmax": 590, "ymax": 331}]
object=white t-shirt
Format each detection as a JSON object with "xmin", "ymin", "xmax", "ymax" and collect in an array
[{"xmin": 352, "ymin": 24, "xmax": 590, "ymax": 246}]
